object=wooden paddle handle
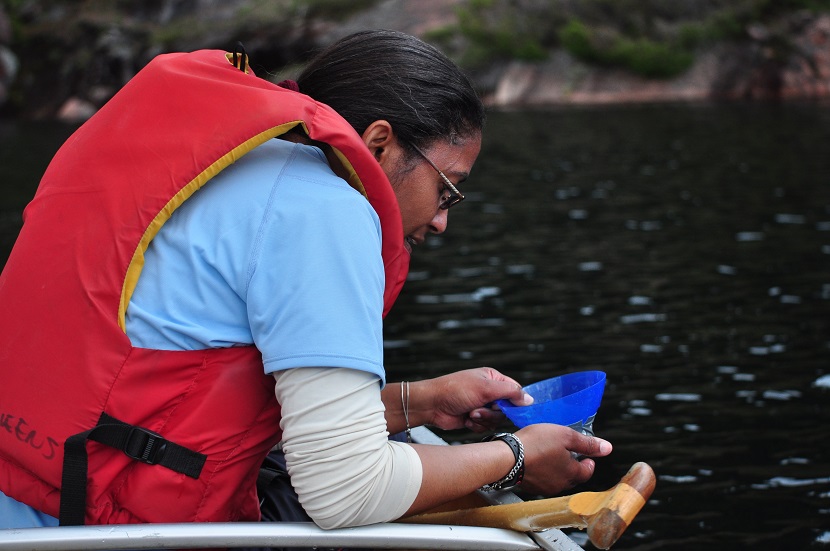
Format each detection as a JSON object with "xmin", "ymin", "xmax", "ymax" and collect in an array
[
  {"xmin": 581, "ymin": 462, "xmax": 656, "ymax": 549},
  {"xmin": 402, "ymin": 462, "xmax": 656, "ymax": 549}
]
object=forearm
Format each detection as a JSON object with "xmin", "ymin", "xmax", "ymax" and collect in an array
[
  {"xmin": 382, "ymin": 379, "xmax": 523, "ymax": 514},
  {"xmin": 381, "ymin": 380, "xmax": 433, "ymax": 435},
  {"xmin": 406, "ymin": 440, "xmax": 515, "ymax": 514}
]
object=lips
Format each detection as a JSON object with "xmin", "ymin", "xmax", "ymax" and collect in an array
[{"xmin": 405, "ymin": 236, "xmax": 419, "ymax": 253}]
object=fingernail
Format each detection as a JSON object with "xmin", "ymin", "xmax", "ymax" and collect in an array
[
  {"xmin": 470, "ymin": 411, "xmax": 482, "ymax": 420},
  {"xmin": 598, "ymin": 439, "xmax": 612, "ymax": 454},
  {"xmin": 522, "ymin": 392, "xmax": 534, "ymax": 405}
]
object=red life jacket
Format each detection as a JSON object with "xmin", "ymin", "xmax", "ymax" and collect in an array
[{"xmin": 0, "ymin": 49, "xmax": 409, "ymax": 524}]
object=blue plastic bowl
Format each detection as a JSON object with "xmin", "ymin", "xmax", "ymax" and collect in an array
[{"xmin": 497, "ymin": 371, "xmax": 606, "ymax": 429}]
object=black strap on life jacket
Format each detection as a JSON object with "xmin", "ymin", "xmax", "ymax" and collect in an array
[{"xmin": 59, "ymin": 412, "xmax": 207, "ymax": 526}]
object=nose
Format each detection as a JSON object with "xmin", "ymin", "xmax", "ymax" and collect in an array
[{"xmin": 429, "ymin": 208, "xmax": 448, "ymax": 234}]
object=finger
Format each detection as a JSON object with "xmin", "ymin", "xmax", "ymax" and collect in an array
[
  {"xmin": 466, "ymin": 408, "xmax": 505, "ymax": 430},
  {"xmin": 485, "ymin": 379, "xmax": 533, "ymax": 406},
  {"xmin": 481, "ymin": 369, "xmax": 529, "ymax": 394},
  {"xmin": 570, "ymin": 434, "xmax": 613, "ymax": 458},
  {"xmin": 464, "ymin": 418, "xmax": 493, "ymax": 433},
  {"xmin": 571, "ymin": 457, "xmax": 597, "ymax": 485}
]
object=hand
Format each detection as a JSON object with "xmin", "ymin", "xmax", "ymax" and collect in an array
[
  {"xmin": 516, "ymin": 424, "xmax": 613, "ymax": 495},
  {"xmin": 414, "ymin": 367, "xmax": 533, "ymax": 432}
]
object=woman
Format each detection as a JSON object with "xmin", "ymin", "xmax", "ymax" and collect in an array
[{"xmin": 0, "ymin": 30, "xmax": 611, "ymax": 529}]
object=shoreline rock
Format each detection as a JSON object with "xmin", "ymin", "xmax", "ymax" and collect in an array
[
  {"xmin": 3, "ymin": 1, "xmax": 830, "ymax": 121},
  {"xmin": 488, "ymin": 14, "xmax": 830, "ymax": 106}
]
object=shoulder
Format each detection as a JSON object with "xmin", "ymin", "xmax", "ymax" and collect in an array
[
  {"xmin": 255, "ymin": 140, "xmax": 381, "ymax": 235},
  {"xmin": 188, "ymin": 138, "xmax": 379, "ymax": 232}
]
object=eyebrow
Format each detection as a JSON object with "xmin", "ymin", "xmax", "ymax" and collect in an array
[{"xmin": 409, "ymin": 141, "xmax": 470, "ymax": 184}]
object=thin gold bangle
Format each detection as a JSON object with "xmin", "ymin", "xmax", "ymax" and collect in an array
[{"xmin": 401, "ymin": 381, "xmax": 412, "ymax": 443}]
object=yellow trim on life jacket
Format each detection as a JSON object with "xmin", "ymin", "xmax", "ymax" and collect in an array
[
  {"xmin": 119, "ymin": 122, "xmax": 295, "ymax": 331},
  {"xmin": 329, "ymin": 147, "xmax": 367, "ymax": 196},
  {"xmin": 226, "ymin": 51, "xmax": 250, "ymax": 74}
]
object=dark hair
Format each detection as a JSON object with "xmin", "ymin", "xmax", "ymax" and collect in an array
[{"xmin": 297, "ymin": 30, "xmax": 485, "ymax": 151}]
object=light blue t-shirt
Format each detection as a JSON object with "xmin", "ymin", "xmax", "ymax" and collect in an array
[
  {"xmin": 126, "ymin": 137, "xmax": 387, "ymax": 377},
  {"xmin": 1, "ymin": 138, "xmax": 387, "ymax": 527}
]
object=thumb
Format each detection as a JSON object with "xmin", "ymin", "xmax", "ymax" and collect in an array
[
  {"xmin": 572, "ymin": 433, "xmax": 613, "ymax": 457},
  {"xmin": 490, "ymin": 380, "xmax": 534, "ymax": 406}
]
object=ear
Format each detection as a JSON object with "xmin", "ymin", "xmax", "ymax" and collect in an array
[{"xmin": 361, "ymin": 120, "xmax": 396, "ymax": 164}]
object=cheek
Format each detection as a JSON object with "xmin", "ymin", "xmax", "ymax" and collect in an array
[
  {"xmin": 412, "ymin": 196, "xmax": 441, "ymax": 230},
  {"xmin": 389, "ymin": 165, "xmax": 440, "ymax": 234},
  {"xmin": 395, "ymin": 187, "xmax": 435, "ymax": 234},
  {"xmin": 399, "ymin": 202, "xmax": 430, "ymax": 235}
]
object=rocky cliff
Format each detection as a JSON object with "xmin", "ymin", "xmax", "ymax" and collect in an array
[
  {"xmin": 2, "ymin": 0, "xmax": 829, "ymax": 122},
  {"xmin": 489, "ymin": 11, "xmax": 830, "ymax": 106}
]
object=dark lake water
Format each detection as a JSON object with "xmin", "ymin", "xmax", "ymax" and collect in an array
[{"xmin": 2, "ymin": 103, "xmax": 829, "ymax": 550}]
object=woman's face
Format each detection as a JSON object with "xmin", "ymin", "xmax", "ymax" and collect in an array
[{"xmin": 387, "ymin": 134, "xmax": 482, "ymax": 254}]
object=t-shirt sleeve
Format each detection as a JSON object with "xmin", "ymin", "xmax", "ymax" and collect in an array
[{"xmin": 244, "ymin": 145, "xmax": 387, "ymax": 382}]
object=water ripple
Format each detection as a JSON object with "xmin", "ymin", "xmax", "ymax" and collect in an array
[
  {"xmin": 416, "ymin": 286, "xmax": 501, "ymax": 304},
  {"xmin": 736, "ymin": 231, "xmax": 765, "ymax": 241},
  {"xmin": 656, "ymin": 393, "xmax": 702, "ymax": 402},
  {"xmin": 775, "ymin": 213, "xmax": 807, "ymax": 224},
  {"xmin": 660, "ymin": 474, "xmax": 699, "ymax": 484},
  {"xmin": 437, "ymin": 318, "xmax": 506, "ymax": 330},
  {"xmin": 753, "ymin": 476, "xmax": 830, "ymax": 489},
  {"xmin": 761, "ymin": 389, "xmax": 802, "ymax": 400},
  {"xmin": 621, "ymin": 313, "xmax": 667, "ymax": 324}
]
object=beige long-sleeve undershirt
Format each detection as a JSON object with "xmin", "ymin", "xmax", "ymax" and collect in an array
[{"xmin": 273, "ymin": 367, "xmax": 422, "ymax": 529}]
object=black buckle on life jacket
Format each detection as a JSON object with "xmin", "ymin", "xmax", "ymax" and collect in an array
[
  {"xmin": 124, "ymin": 425, "xmax": 167, "ymax": 465},
  {"xmin": 232, "ymin": 41, "xmax": 248, "ymax": 73},
  {"xmin": 58, "ymin": 412, "xmax": 206, "ymax": 526}
]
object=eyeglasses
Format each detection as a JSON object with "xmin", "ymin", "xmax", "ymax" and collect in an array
[{"xmin": 408, "ymin": 143, "xmax": 465, "ymax": 210}]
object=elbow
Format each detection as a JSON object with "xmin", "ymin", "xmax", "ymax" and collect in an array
[
  {"xmin": 309, "ymin": 514, "xmax": 364, "ymax": 531},
  {"xmin": 297, "ymin": 492, "xmax": 373, "ymax": 530},
  {"xmin": 296, "ymin": 482, "xmax": 386, "ymax": 530},
  {"xmin": 290, "ymin": 441, "xmax": 421, "ymax": 529}
]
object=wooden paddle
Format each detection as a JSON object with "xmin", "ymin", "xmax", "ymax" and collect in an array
[{"xmin": 400, "ymin": 462, "xmax": 655, "ymax": 550}]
